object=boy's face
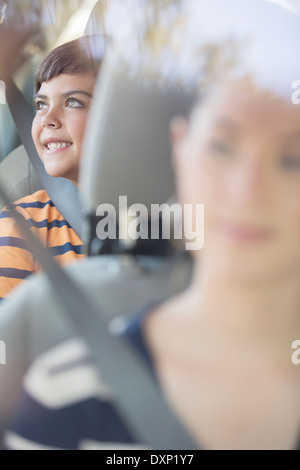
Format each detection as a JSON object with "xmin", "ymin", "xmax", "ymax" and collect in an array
[
  {"xmin": 32, "ymin": 72, "xmax": 96, "ymax": 185},
  {"xmin": 172, "ymin": 82, "xmax": 300, "ymax": 283}
]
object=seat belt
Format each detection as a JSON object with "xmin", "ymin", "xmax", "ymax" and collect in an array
[
  {"xmin": 0, "ymin": 181, "xmax": 198, "ymax": 450},
  {"xmin": 3, "ymin": 74, "xmax": 86, "ymax": 242}
]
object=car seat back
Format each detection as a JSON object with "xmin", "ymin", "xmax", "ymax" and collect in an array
[{"xmin": 0, "ymin": 145, "xmax": 42, "ymax": 210}]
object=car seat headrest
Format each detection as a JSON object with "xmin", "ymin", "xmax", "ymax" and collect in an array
[{"xmin": 80, "ymin": 63, "xmax": 194, "ymax": 215}]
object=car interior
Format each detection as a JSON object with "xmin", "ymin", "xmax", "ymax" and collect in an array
[
  {"xmin": 0, "ymin": 0, "xmax": 299, "ymax": 451},
  {"xmin": 0, "ymin": 0, "xmax": 196, "ymax": 450}
]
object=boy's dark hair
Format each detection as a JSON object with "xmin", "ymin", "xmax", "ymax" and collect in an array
[{"xmin": 35, "ymin": 35, "xmax": 106, "ymax": 93}]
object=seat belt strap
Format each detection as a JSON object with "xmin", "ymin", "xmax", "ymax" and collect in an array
[
  {"xmin": 0, "ymin": 181, "xmax": 198, "ymax": 450},
  {"xmin": 3, "ymin": 75, "xmax": 86, "ymax": 242}
]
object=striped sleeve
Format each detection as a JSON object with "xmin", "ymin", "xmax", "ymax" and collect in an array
[
  {"xmin": 0, "ymin": 190, "xmax": 85, "ymax": 300},
  {"xmin": 0, "ymin": 216, "xmax": 35, "ymax": 299}
]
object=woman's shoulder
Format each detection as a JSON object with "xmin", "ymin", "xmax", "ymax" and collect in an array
[{"xmin": 121, "ymin": 303, "xmax": 163, "ymax": 374}]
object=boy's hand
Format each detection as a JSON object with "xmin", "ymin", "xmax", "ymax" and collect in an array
[{"xmin": 0, "ymin": 1, "xmax": 40, "ymax": 80}]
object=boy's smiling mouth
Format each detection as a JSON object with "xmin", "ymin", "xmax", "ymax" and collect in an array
[
  {"xmin": 46, "ymin": 142, "xmax": 72, "ymax": 150},
  {"xmin": 42, "ymin": 138, "xmax": 73, "ymax": 153}
]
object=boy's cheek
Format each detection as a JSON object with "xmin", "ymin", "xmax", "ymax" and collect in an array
[{"xmin": 31, "ymin": 118, "xmax": 40, "ymax": 144}]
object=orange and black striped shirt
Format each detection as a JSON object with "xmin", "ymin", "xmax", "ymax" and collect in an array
[{"xmin": 0, "ymin": 189, "xmax": 85, "ymax": 299}]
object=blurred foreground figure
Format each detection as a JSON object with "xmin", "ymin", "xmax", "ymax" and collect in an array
[{"xmin": 0, "ymin": 0, "xmax": 300, "ymax": 450}]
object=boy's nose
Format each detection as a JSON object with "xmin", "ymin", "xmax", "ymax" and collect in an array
[{"xmin": 41, "ymin": 111, "xmax": 62, "ymax": 129}]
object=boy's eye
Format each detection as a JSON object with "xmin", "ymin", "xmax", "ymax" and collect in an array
[
  {"xmin": 66, "ymin": 98, "xmax": 83, "ymax": 108},
  {"xmin": 34, "ymin": 101, "xmax": 48, "ymax": 111},
  {"xmin": 281, "ymin": 155, "xmax": 300, "ymax": 171}
]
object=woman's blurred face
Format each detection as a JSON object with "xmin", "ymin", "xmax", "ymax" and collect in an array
[{"xmin": 172, "ymin": 83, "xmax": 300, "ymax": 283}]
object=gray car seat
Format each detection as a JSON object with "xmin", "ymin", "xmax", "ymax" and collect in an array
[{"xmin": 0, "ymin": 145, "xmax": 42, "ymax": 210}]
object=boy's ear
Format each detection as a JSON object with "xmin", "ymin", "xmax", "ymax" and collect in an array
[{"xmin": 170, "ymin": 116, "xmax": 188, "ymax": 169}]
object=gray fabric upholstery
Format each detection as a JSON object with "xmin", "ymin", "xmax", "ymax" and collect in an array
[
  {"xmin": 0, "ymin": 255, "xmax": 192, "ymax": 443},
  {"xmin": 0, "ymin": 145, "xmax": 43, "ymax": 210}
]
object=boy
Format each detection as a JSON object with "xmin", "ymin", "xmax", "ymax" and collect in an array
[{"xmin": 0, "ymin": 35, "xmax": 104, "ymax": 299}]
